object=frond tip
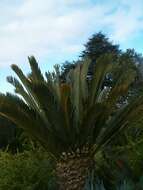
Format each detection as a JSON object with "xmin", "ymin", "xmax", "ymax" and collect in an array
[{"xmin": 28, "ymin": 56, "xmax": 44, "ymax": 82}]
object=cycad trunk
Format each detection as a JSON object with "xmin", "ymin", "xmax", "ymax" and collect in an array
[{"xmin": 56, "ymin": 153, "xmax": 91, "ymax": 190}]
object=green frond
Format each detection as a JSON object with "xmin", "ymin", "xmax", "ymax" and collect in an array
[
  {"xmin": 80, "ymin": 58, "xmax": 90, "ymax": 102},
  {"xmin": 45, "ymin": 67, "xmax": 62, "ymax": 104},
  {"xmin": 89, "ymin": 54, "xmax": 114, "ymax": 106},
  {"xmin": 0, "ymin": 93, "xmax": 43, "ymax": 134},
  {"xmin": 29, "ymin": 82, "xmax": 70, "ymax": 142},
  {"xmin": 80, "ymin": 103, "xmax": 109, "ymax": 145},
  {"xmin": 7, "ymin": 76, "xmax": 35, "ymax": 107},
  {"xmin": 60, "ymin": 84, "xmax": 71, "ymax": 128},
  {"xmin": 28, "ymin": 56, "xmax": 44, "ymax": 82},
  {"xmin": 95, "ymin": 95, "xmax": 143, "ymax": 152},
  {"xmin": 11, "ymin": 64, "xmax": 37, "ymax": 108},
  {"xmin": 53, "ymin": 64, "xmax": 62, "ymax": 103},
  {"xmin": 71, "ymin": 64, "xmax": 82, "ymax": 127},
  {"xmin": 11, "ymin": 64, "xmax": 52, "ymax": 130},
  {"xmin": 103, "ymin": 68, "xmax": 136, "ymax": 115},
  {"xmin": 0, "ymin": 93, "xmax": 69, "ymax": 156}
]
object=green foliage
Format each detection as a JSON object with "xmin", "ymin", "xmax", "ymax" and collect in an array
[
  {"xmin": 81, "ymin": 32, "xmax": 120, "ymax": 62},
  {"xmin": 0, "ymin": 53, "xmax": 142, "ymax": 160},
  {"xmin": 60, "ymin": 61, "xmax": 79, "ymax": 82},
  {"xmin": 61, "ymin": 33, "xmax": 142, "ymax": 96},
  {"xmin": 0, "ymin": 149, "xmax": 57, "ymax": 190},
  {"xmin": 7, "ymin": 127, "xmax": 38, "ymax": 154},
  {"xmin": 61, "ymin": 32, "xmax": 120, "ymax": 80},
  {"xmin": 0, "ymin": 32, "xmax": 143, "ymax": 189}
]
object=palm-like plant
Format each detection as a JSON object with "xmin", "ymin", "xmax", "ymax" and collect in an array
[{"xmin": 0, "ymin": 54, "xmax": 142, "ymax": 190}]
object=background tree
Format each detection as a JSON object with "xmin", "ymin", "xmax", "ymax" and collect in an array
[
  {"xmin": 61, "ymin": 33, "xmax": 143, "ymax": 102},
  {"xmin": 61, "ymin": 32, "xmax": 120, "ymax": 80},
  {"xmin": 81, "ymin": 32, "xmax": 120, "ymax": 61},
  {"xmin": 60, "ymin": 61, "xmax": 78, "ymax": 82}
]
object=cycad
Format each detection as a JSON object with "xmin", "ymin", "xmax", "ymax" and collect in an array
[{"xmin": 0, "ymin": 54, "xmax": 142, "ymax": 190}]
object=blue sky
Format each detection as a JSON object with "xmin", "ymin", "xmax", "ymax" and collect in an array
[{"xmin": 0, "ymin": 0, "xmax": 143, "ymax": 93}]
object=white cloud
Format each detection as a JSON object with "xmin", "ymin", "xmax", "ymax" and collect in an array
[
  {"xmin": 0, "ymin": 0, "xmax": 143, "ymax": 68},
  {"xmin": 104, "ymin": 0, "xmax": 143, "ymax": 42}
]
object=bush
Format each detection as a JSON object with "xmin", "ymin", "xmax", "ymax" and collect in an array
[{"xmin": 0, "ymin": 149, "xmax": 58, "ymax": 190}]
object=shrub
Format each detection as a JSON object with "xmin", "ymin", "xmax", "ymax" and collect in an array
[{"xmin": 0, "ymin": 149, "xmax": 58, "ymax": 190}]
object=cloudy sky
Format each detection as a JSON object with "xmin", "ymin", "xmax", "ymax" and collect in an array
[{"xmin": 0, "ymin": 0, "xmax": 143, "ymax": 92}]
